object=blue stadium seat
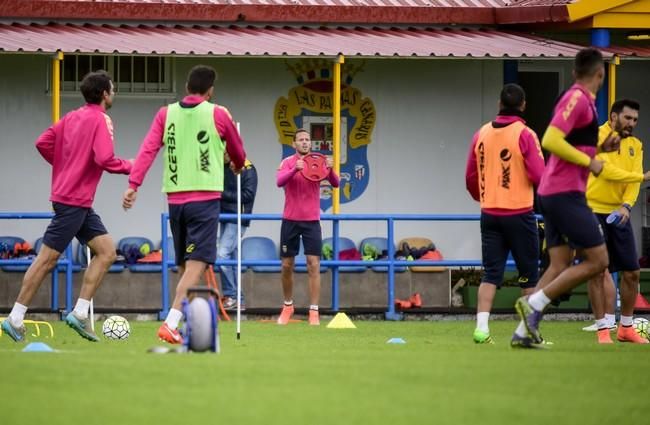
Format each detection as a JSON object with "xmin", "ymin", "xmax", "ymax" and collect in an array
[
  {"xmin": 295, "ymin": 241, "xmax": 327, "ymax": 273},
  {"xmin": 118, "ymin": 236, "xmax": 159, "ymax": 273},
  {"xmin": 78, "ymin": 243, "xmax": 124, "ymax": 273},
  {"xmin": 241, "ymin": 236, "xmax": 280, "ymax": 273},
  {"xmin": 322, "ymin": 237, "xmax": 366, "ymax": 272},
  {"xmin": 359, "ymin": 237, "xmax": 407, "ymax": 273}
]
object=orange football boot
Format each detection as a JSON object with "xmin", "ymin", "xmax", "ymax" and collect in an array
[{"xmin": 277, "ymin": 304, "xmax": 295, "ymax": 325}]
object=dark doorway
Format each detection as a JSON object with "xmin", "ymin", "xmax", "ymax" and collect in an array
[{"xmin": 518, "ymin": 71, "xmax": 560, "ymax": 139}]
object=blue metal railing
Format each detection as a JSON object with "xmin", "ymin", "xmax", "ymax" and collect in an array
[
  {"xmin": 160, "ymin": 213, "xmax": 507, "ymax": 320},
  {"xmin": 0, "ymin": 212, "xmax": 76, "ymax": 313}
]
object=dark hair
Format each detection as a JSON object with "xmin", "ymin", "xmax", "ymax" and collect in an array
[
  {"xmin": 574, "ymin": 48, "xmax": 604, "ymax": 79},
  {"xmin": 80, "ymin": 70, "xmax": 112, "ymax": 104},
  {"xmin": 293, "ymin": 128, "xmax": 310, "ymax": 141},
  {"xmin": 611, "ymin": 99, "xmax": 640, "ymax": 115},
  {"xmin": 500, "ymin": 83, "xmax": 526, "ymax": 109},
  {"xmin": 187, "ymin": 65, "xmax": 216, "ymax": 95}
]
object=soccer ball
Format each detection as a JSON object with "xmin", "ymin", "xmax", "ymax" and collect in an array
[
  {"xmin": 102, "ymin": 315, "xmax": 131, "ymax": 340},
  {"xmin": 632, "ymin": 317, "xmax": 649, "ymax": 340}
]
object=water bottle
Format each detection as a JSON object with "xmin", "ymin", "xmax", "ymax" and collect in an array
[{"xmin": 606, "ymin": 211, "xmax": 624, "ymax": 228}]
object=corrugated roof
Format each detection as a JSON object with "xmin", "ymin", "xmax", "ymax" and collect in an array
[
  {"xmin": 605, "ymin": 45, "xmax": 650, "ymax": 58},
  {"xmin": 0, "ymin": 23, "xmax": 600, "ymax": 58}
]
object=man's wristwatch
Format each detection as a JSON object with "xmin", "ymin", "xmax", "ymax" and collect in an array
[{"xmin": 622, "ymin": 203, "xmax": 632, "ymax": 212}]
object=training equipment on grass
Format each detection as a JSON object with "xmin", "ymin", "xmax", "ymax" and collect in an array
[
  {"xmin": 22, "ymin": 342, "xmax": 55, "ymax": 353},
  {"xmin": 236, "ymin": 121, "xmax": 243, "ymax": 340},
  {"xmin": 387, "ymin": 337, "xmax": 406, "ymax": 344},
  {"xmin": 301, "ymin": 152, "xmax": 329, "ymax": 181},
  {"xmin": 86, "ymin": 246, "xmax": 95, "ymax": 332},
  {"xmin": 102, "ymin": 315, "xmax": 131, "ymax": 340},
  {"xmin": 327, "ymin": 312, "xmax": 356, "ymax": 329},
  {"xmin": 633, "ymin": 317, "xmax": 649, "ymax": 340},
  {"xmin": 181, "ymin": 287, "xmax": 220, "ymax": 353}
]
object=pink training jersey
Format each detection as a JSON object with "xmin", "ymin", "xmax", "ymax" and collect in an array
[
  {"xmin": 538, "ymin": 84, "xmax": 597, "ymax": 196},
  {"xmin": 465, "ymin": 115, "xmax": 545, "ymax": 215},
  {"xmin": 129, "ymin": 95, "xmax": 246, "ymax": 205},
  {"xmin": 35, "ymin": 103, "xmax": 132, "ymax": 208},
  {"xmin": 276, "ymin": 153, "xmax": 340, "ymax": 221}
]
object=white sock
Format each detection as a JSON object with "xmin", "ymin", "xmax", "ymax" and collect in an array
[
  {"xmin": 596, "ymin": 318, "xmax": 609, "ymax": 330},
  {"xmin": 9, "ymin": 302, "xmax": 28, "ymax": 327},
  {"xmin": 476, "ymin": 312, "xmax": 490, "ymax": 333},
  {"xmin": 73, "ymin": 298, "xmax": 91, "ymax": 320},
  {"xmin": 528, "ymin": 290, "xmax": 551, "ymax": 312},
  {"xmin": 515, "ymin": 321, "xmax": 528, "ymax": 338},
  {"xmin": 605, "ymin": 313, "xmax": 616, "ymax": 327},
  {"xmin": 164, "ymin": 308, "xmax": 183, "ymax": 329},
  {"xmin": 284, "ymin": 300, "xmax": 294, "ymax": 306},
  {"xmin": 309, "ymin": 304, "xmax": 319, "ymax": 311},
  {"xmin": 620, "ymin": 315, "xmax": 633, "ymax": 327}
]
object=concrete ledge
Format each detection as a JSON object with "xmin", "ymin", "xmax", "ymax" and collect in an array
[{"xmin": 0, "ymin": 268, "xmax": 450, "ymax": 310}]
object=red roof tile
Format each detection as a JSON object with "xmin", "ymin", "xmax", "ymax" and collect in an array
[
  {"xmin": 0, "ymin": 0, "xmax": 566, "ymax": 25},
  {"xmin": 0, "ymin": 23, "xmax": 604, "ymax": 58}
]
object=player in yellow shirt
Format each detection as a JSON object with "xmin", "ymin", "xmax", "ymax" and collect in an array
[{"xmin": 585, "ymin": 99, "xmax": 650, "ymax": 344}]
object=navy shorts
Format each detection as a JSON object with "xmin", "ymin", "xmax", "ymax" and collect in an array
[
  {"xmin": 539, "ymin": 192, "xmax": 604, "ymax": 250},
  {"xmin": 168, "ymin": 199, "xmax": 220, "ymax": 265},
  {"xmin": 42, "ymin": 202, "xmax": 108, "ymax": 253},
  {"xmin": 595, "ymin": 213, "xmax": 639, "ymax": 272},
  {"xmin": 480, "ymin": 211, "xmax": 539, "ymax": 288},
  {"xmin": 280, "ymin": 220, "xmax": 322, "ymax": 257}
]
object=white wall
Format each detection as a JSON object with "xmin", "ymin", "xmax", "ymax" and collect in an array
[{"xmin": 4, "ymin": 55, "xmax": 647, "ymax": 261}]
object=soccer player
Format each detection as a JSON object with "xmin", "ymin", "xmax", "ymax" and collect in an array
[
  {"xmin": 583, "ymin": 99, "xmax": 649, "ymax": 343},
  {"xmin": 465, "ymin": 83, "xmax": 545, "ymax": 344},
  {"xmin": 122, "ymin": 65, "xmax": 246, "ymax": 344},
  {"xmin": 218, "ymin": 153, "xmax": 258, "ymax": 310},
  {"xmin": 276, "ymin": 129, "xmax": 339, "ymax": 325},
  {"xmin": 1, "ymin": 71, "xmax": 132, "ymax": 342},
  {"xmin": 512, "ymin": 47, "xmax": 621, "ymax": 347}
]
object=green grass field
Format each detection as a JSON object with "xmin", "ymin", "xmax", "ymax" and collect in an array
[{"xmin": 1, "ymin": 319, "xmax": 648, "ymax": 425}]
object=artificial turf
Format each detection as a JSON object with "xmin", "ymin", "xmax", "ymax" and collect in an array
[{"xmin": 1, "ymin": 319, "xmax": 648, "ymax": 425}]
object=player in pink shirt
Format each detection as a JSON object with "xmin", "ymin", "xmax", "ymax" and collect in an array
[
  {"xmin": 276, "ymin": 129, "xmax": 340, "ymax": 325},
  {"xmin": 511, "ymin": 48, "xmax": 622, "ymax": 347},
  {"xmin": 122, "ymin": 65, "xmax": 246, "ymax": 344},
  {"xmin": 2, "ymin": 71, "xmax": 132, "ymax": 342}
]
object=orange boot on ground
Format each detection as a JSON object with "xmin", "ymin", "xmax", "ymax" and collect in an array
[
  {"xmin": 308, "ymin": 309, "xmax": 320, "ymax": 326},
  {"xmin": 597, "ymin": 328, "xmax": 613, "ymax": 344},
  {"xmin": 617, "ymin": 325, "xmax": 649, "ymax": 344},
  {"xmin": 277, "ymin": 304, "xmax": 295, "ymax": 325},
  {"xmin": 157, "ymin": 323, "xmax": 182, "ymax": 344}
]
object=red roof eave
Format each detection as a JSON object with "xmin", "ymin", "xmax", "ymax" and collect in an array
[
  {"xmin": 0, "ymin": 1, "xmax": 496, "ymax": 25},
  {"xmin": 496, "ymin": 5, "xmax": 570, "ymax": 24}
]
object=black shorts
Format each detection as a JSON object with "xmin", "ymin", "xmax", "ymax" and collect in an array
[
  {"xmin": 480, "ymin": 211, "xmax": 539, "ymax": 288},
  {"xmin": 42, "ymin": 202, "xmax": 108, "ymax": 253},
  {"xmin": 280, "ymin": 220, "xmax": 322, "ymax": 257},
  {"xmin": 595, "ymin": 213, "xmax": 639, "ymax": 272},
  {"xmin": 539, "ymin": 192, "xmax": 604, "ymax": 250},
  {"xmin": 168, "ymin": 199, "xmax": 220, "ymax": 265}
]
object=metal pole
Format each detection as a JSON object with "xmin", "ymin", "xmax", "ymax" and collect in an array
[
  {"xmin": 236, "ymin": 122, "xmax": 242, "ymax": 340},
  {"xmin": 87, "ymin": 245, "xmax": 94, "ymax": 331}
]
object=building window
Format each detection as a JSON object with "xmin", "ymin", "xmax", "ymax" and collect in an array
[{"xmin": 61, "ymin": 55, "xmax": 173, "ymax": 94}]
